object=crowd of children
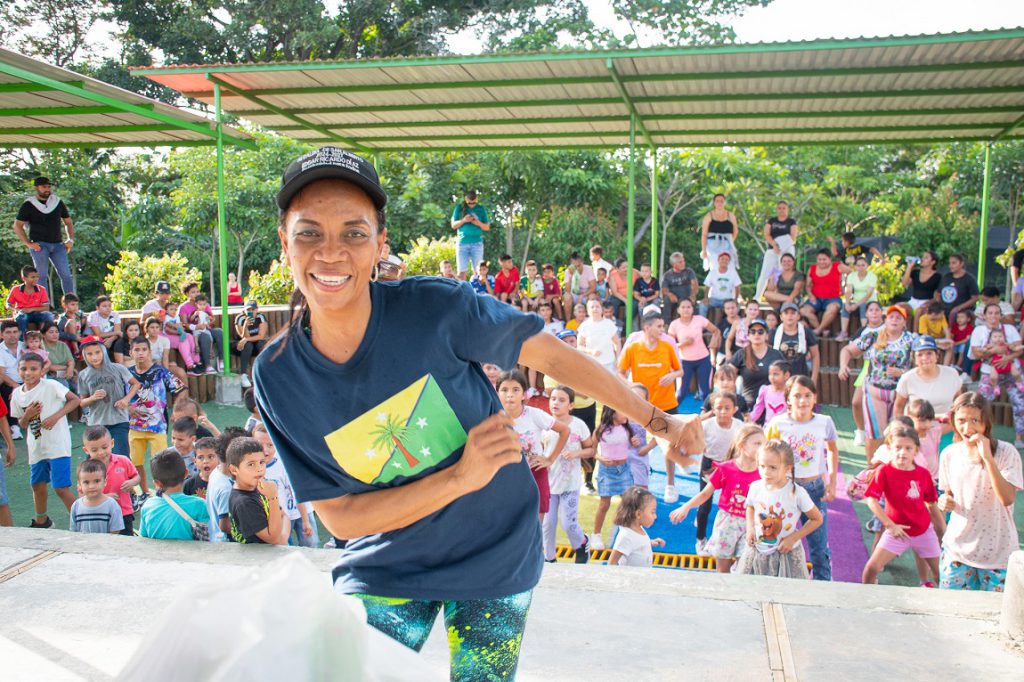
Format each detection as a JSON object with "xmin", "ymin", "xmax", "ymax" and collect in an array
[{"xmin": 0, "ymin": 237, "xmax": 1021, "ymax": 594}]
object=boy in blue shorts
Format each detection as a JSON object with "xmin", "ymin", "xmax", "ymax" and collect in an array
[{"xmin": 10, "ymin": 352, "xmax": 79, "ymax": 528}]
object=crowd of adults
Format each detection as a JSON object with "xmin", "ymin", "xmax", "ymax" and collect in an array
[{"xmin": 445, "ymin": 188, "xmax": 1024, "ymax": 450}]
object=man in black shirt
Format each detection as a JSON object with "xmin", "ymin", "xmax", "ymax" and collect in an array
[
  {"xmin": 660, "ymin": 251, "xmax": 698, "ymax": 323},
  {"xmin": 12, "ymin": 177, "xmax": 75, "ymax": 295},
  {"xmin": 937, "ymin": 253, "xmax": 980, "ymax": 322}
]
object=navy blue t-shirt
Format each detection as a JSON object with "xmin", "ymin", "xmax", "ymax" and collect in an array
[{"xmin": 253, "ymin": 277, "xmax": 544, "ymax": 601}]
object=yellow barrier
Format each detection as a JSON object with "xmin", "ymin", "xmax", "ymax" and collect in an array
[{"xmin": 553, "ymin": 545, "xmax": 812, "ymax": 572}]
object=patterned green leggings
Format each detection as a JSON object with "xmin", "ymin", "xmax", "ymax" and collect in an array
[{"xmin": 355, "ymin": 590, "xmax": 533, "ymax": 681}]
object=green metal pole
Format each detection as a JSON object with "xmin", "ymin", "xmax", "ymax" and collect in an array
[
  {"xmin": 214, "ymin": 83, "xmax": 232, "ymax": 376},
  {"xmin": 650, "ymin": 148, "xmax": 659, "ymax": 277},
  {"xmin": 978, "ymin": 143, "xmax": 992, "ymax": 285},
  {"xmin": 626, "ymin": 113, "xmax": 636, "ymax": 334}
]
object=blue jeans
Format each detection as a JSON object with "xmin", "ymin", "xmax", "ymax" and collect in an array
[
  {"xmin": 456, "ymin": 241, "xmax": 484, "ymax": 275},
  {"xmin": 796, "ymin": 477, "xmax": 831, "ymax": 581},
  {"xmin": 290, "ymin": 515, "xmax": 321, "ymax": 548},
  {"xmin": 15, "ymin": 311, "xmax": 54, "ymax": 338},
  {"xmin": 108, "ymin": 422, "xmax": 130, "ymax": 461},
  {"xmin": 678, "ymin": 355, "xmax": 713, "ymax": 402},
  {"xmin": 840, "ymin": 301, "xmax": 872, "ymax": 319},
  {"xmin": 30, "ymin": 241, "xmax": 75, "ymax": 295}
]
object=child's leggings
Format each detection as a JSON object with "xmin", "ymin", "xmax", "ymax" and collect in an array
[
  {"xmin": 542, "ymin": 490, "xmax": 586, "ymax": 560},
  {"xmin": 356, "ymin": 590, "xmax": 532, "ymax": 681},
  {"xmin": 165, "ymin": 332, "xmax": 199, "ymax": 367}
]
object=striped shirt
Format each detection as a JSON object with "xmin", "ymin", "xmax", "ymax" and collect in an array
[{"xmin": 69, "ymin": 497, "xmax": 124, "ymax": 534}]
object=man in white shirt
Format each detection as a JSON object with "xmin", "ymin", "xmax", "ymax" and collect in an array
[{"xmin": 0, "ymin": 321, "xmax": 25, "ymax": 439}]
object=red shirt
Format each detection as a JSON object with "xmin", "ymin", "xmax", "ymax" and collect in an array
[
  {"xmin": 97, "ymin": 454, "xmax": 140, "ymax": 517},
  {"xmin": 542, "ymin": 277, "xmax": 561, "ymax": 297},
  {"xmin": 951, "ymin": 320, "xmax": 973, "ymax": 344},
  {"xmin": 494, "ymin": 267, "xmax": 520, "ymax": 295},
  {"xmin": 807, "ymin": 262, "xmax": 842, "ymax": 299},
  {"xmin": 865, "ymin": 463, "xmax": 937, "ymax": 537},
  {"xmin": 6, "ymin": 283, "xmax": 49, "ymax": 312}
]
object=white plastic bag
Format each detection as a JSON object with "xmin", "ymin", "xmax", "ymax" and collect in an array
[{"xmin": 117, "ymin": 553, "xmax": 441, "ymax": 681}]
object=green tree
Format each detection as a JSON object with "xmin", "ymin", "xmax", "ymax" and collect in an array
[
  {"xmin": 108, "ymin": 0, "xmax": 771, "ymax": 69},
  {"xmin": 103, "ymin": 251, "xmax": 203, "ymax": 309},
  {"xmin": 168, "ymin": 130, "xmax": 309, "ymax": 303}
]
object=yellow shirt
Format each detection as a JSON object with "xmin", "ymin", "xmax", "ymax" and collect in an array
[{"xmin": 918, "ymin": 315, "xmax": 948, "ymax": 338}]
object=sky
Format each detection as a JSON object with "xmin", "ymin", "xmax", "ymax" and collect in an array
[{"xmin": 451, "ymin": 0, "xmax": 1024, "ymax": 52}]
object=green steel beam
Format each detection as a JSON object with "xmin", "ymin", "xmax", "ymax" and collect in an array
[
  {"xmin": 0, "ymin": 123, "xmax": 186, "ymax": 135},
  {"xmin": 650, "ymin": 148, "xmax": 658, "ymax": 278},
  {"xmin": 131, "ymin": 27, "xmax": 1024, "ymax": 76},
  {"xmin": 0, "ymin": 81, "xmax": 84, "ymax": 93},
  {"xmin": 214, "ymin": 83, "xmax": 233, "ymax": 376},
  {"xmin": 326, "ymin": 122, "xmax": 1002, "ymax": 143},
  {"xmin": 301, "ymin": 134, "xmax": 1018, "ymax": 152},
  {"xmin": 994, "ymin": 112, "xmax": 1024, "ymax": 141},
  {"xmin": 0, "ymin": 139, "xmax": 224, "ymax": 149},
  {"xmin": 607, "ymin": 59, "xmax": 655, "ymax": 148},
  {"xmin": 0, "ymin": 61, "xmax": 241, "ymax": 146},
  {"xmin": 213, "ymin": 85, "xmax": 1023, "ymax": 116},
  {"xmin": 626, "ymin": 113, "xmax": 637, "ymax": 335},
  {"xmin": 0, "ymin": 105, "xmax": 129, "ymax": 117},
  {"xmin": 175, "ymin": 59, "xmax": 1024, "ymax": 98},
  {"xmin": 205, "ymin": 74, "xmax": 367, "ymax": 153},
  {"xmin": 259, "ymin": 105, "xmax": 1024, "ymax": 131},
  {"xmin": 978, "ymin": 144, "xmax": 993, "ymax": 284}
]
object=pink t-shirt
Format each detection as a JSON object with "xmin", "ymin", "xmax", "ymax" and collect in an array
[
  {"xmin": 179, "ymin": 302, "xmax": 198, "ymax": 330},
  {"xmin": 750, "ymin": 385, "xmax": 786, "ymax": 425},
  {"xmin": 709, "ymin": 460, "xmax": 760, "ymax": 517},
  {"xmin": 939, "ymin": 440, "xmax": 1023, "ymax": 569},
  {"xmin": 598, "ymin": 424, "xmax": 631, "ymax": 462},
  {"xmin": 668, "ymin": 315, "xmax": 710, "ymax": 361},
  {"xmin": 98, "ymin": 454, "xmax": 139, "ymax": 517}
]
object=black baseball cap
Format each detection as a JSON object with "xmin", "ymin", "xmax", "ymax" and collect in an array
[
  {"xmin": 155, "ymin": 280, "xmax": 171, "ymax": 294},
  {"xmin": 34, "ymin": 176, "xmax": 51, "ymax": 186},
  {"xmin": 276, "ymin": 147, "xmax": 387, "ymax": 212}
]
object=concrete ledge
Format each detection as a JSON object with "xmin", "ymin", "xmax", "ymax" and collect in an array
[{"xmin": 0, "ymin": 527, "xmax": 1002, "ymax": 622}]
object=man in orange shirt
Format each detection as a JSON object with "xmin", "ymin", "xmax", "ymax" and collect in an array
[
  {"xmin": 618, "ymin": 312, "xmax": 694, "ymax": 501},
  {"xmin": 618, "ymin": 312, "xmax": 682, "ymax": 413}
]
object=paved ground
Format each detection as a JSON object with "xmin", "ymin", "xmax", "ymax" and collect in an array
[{"xmin": 0, "ymin": 529, "xmax": 1020, "ymax": 681}]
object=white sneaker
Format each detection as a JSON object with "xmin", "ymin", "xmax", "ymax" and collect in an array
[
  {"xmin": 696, "ymin": 538, "xmax": 711, "ymax": 557},
  {"xmin": 853, "ymin": 429, "xmax": 865, "ymax": 446},
  {"xmin": 10, "ymin": 425, "xmax": 22, "ymax": 440},
  {"xmin": 525, "ymin": 387, "xmax": 538, "ymax": 399},
  {"xmin": 589, "ymin": 533, "xmax": 605, "ymax": 551},
  {"xmin": 663, "ymin": 485, "xmax": 679, "ymax": 504},
  {"xmin": 240, "ymin": 374, "xmax": 252, "ymax": 389}
]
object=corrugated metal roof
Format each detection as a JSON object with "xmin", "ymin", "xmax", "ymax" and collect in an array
[
  {"xmin": 0, "ymin": 48, "xmax": 249, "ymax": 149},
  {"xmin": 134, "ymin": 29, "xmax": 1024, "ymax": 152}
]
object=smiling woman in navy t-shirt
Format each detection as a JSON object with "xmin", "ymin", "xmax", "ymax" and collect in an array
[{"xmin": 253, "ymin": 147, "xmax": 704, "ymax": 680}]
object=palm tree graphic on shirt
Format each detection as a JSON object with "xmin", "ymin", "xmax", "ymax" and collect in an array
[{"xmin": 370, "ymin": 414, "xmax": 419, "ymax": 468}]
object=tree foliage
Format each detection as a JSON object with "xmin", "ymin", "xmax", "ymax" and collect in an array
[
  {"xmin": 103, "ymin": 251, "xmax": 203, "ymax": 309},
  {"xmin": 105, "ymin": 0, "xmax": 770, "ymax": 70}
]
